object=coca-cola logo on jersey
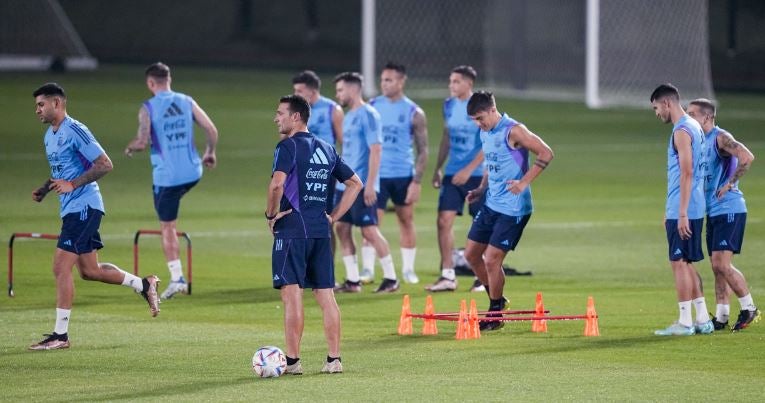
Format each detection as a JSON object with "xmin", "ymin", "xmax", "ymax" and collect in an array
[{"xmin": 306, "ymin": 168, "xmax": 329, "ymax": 180}]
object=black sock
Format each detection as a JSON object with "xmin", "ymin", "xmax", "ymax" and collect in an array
[
  {"xmin": 327, "ymin": 355, "xmax": 341, "ymax": 363},
  {"xmin": 141, "ymin": 278, "xmax": 149, "ymax": 293},
  {"xmin": 286, "ymin": 356, "xmax": 299, "ymax": 366},
  {"xmin": 53, "ymin": 332, "xmax": 68, "ymax": 340},
  {"xmin": 489, "ymin": 298, "xmax": 504, "ymax": 311}
]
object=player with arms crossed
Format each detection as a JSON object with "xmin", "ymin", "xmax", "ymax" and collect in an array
[
  {"xmin": 426, "ymin": 65, "xmax": 486, "ymax": 292},
  {"xmin": 687, "ymin": 98, "xmax": 759, "ymax": 331},
  {"xmin": 363, "ymin": 62, "xmax": 428, "ymax": 285},
  {"xmin": 267, "ymin": 95, "xmax": 362, "ymax": 374},
  {"xmin": 124, "ymin": 62, "xmax": 219, "ymax": 300},
  {"xmin": 463, "ymin": 91, "xmax": 553, "ymax": 332},
  {"xmin": 332, "ymin": 72, "xmax": 400, "ymax": 293},
  {"xmin": 29, "ymin": 83, "xmax": 160, "ymax": 350},
  {"xmin": 650, "ymin": 84, "xmax": 714, "ymax": 336}
]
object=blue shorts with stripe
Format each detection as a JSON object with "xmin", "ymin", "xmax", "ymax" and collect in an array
[
  {"xmin": 665, "ymin": 218, "xmax": 704, "ymax": 262},
  {"xmin": 467, "ymin": 205, "xmax": 531, "ymax": 252},
  {"xmin": 153, "ymin": 180, "xmax": 198, "ymax": 221},
  {"xmin": 335, "ymin": 189, "xmax": 378, "ymax": 227},
  {"xmin": 58, "ymin": 207, "xmax": 104, "ymax": 254},
  {"xmin": 706, "ymin": 213, "xmax": 746, "ymax": 255},
  {"xmin": 377, "ymin": 177, "xmax": 412, "ymax": 208},
  {"xmin": 271, "ymin": 238, "xmax": 334, "ymax": 289},
  {"xmin": 438, "ymin": 175, "xmax": 484, "ymax": 217}
]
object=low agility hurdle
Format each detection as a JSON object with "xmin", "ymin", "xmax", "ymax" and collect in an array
[
  {"xmin": 7, "ymin": 232, "xmax": 59, "ymax": 297},
  {"xmin": 133, "ymin": 229, "xmax": 193, "ymax": 295},
  {"xmin": 398, "ymin": 293, "xmax": 600, "ymax": 338}
]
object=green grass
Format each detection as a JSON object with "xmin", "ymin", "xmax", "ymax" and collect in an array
[{"xmin": 1, "ymin": 65, "xmax": 764, "ymax": 401}]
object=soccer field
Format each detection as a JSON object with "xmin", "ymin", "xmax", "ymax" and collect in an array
[{"xmin": 1, "ymin": 65, "xmax": 763, "ymax": 401}]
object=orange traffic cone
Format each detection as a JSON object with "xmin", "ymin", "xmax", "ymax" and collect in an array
[
  {"xmin": 398, "ymin": 294, "xmax": 413, "ymax": 335},
  {"xmin": 422, "ymin": 295, "xmax": 438, "ymax": 335},
  {"xmin": 531, "ymin": 292, "xmax": 548, "ymax": 333},
  {"xmin": 468, "ymin": 299, "xmax": 481, "ymax": 339},
  {"xmin": 455, "ymin": 299, "xmax": 468, "ymax": 339},
  {"xmin": 583, "ymin": 296, "xmax": 600, "ymax": 336}
]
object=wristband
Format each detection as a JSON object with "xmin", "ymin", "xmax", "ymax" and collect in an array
[{"xmin": 265, "ymin": 212, "xmax": 276, "ymax": 220}]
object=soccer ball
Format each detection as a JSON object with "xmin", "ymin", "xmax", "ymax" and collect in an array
[{"xmin": 252, "ymin": 346, "xmax": 287, "ymax": 378}]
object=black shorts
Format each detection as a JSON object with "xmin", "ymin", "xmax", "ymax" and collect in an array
[
  {"xmin": 438, "ymin": 175, "xmax": 484, "ymax": 217},
  {"xmin": 377, "ymin": 177, "xmax": 412, "ymax": 209},
  {"xmin": 706, "ymin": 213, "xmax": 746, "ymax": 255},
  {"xmin": 153, "ymin": 180, "xmax": 198, "ymax": 222},
  {"xmin": 58, "ymin": 207, "xmax": 104, "ymax": 254},
  {"xmin": 665, "ymin": 218, "xmax": 704, "ymax": 262}
]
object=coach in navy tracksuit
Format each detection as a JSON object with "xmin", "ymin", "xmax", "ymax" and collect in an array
[{"xmin": 266, "ymin": 95, "xmax": 362, "ymax": 374}]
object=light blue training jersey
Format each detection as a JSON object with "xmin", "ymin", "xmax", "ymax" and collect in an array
[
  {"xmin": 480, "ymin": 113, "xmax": 532, "ymax": 216},
  {"xmin": 665, "ymin": 114, "xmax": 706, "ymax": 220},
  {"xmin": 43, "ymin": 116, "xmax": 106, "ymax": 217},
  {"xmin": 143, "ymin": 90, "xmax": 202, "ymax": 187},
  {"xmin": 308, "ymin": 96, "xmax": 339, "ymax": 145},
  {"xmin": 369, "ymin": 95, "xmax": 418, "ymax": 178},
  {"xmin": 704, "ymin": 126, "xmax": 746, "ymax": 216},
  {"xmin": 443, "ymin": 96, "xmax": 482, "ymax": 177},
  {"xmin": 338, "ymin": 103, "xmax": 382, "ymax": 191}
]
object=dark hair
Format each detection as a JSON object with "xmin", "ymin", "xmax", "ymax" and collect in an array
[
  {"xmin": 467, "ymin": 91, "xmax": 496, "ymax": 116},
  {"xmin": 280, "ymin": 95, "xmax": 311, "ymax": 124},
  {"xmin": 145, "ymin": 62, "xmax": 171, "ymax": 81},
  {"xmin": 33, "ymin": 82, "xmax": 66, "ymax": 99},
  {"xmin": 650, "ymin": 83, "xmax": 680, "ymax": 103},
  {"xmin": 452, "ymin": 65, "xmax": 477, "ymax": 82},
  {"xmin": 292, "ymin": 70, "xmax": 321, "ymax": 90},
  {"xmin": 334, "ymin": 71, "xmax": 363, "ymax": 86},
  {"xmin": 382, "ymin": 61, "xmax": 406, "ymax": 76},
  {"xmin": 689, "ymin": 98, "xmax": 716, "ymax": 117}
]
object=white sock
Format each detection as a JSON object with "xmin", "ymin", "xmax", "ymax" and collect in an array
[
  {"xmin": 167, "ymin": 259, "xmax": 183, "ymax": 282},
  {"xmin": 441, "ymin": 267, "xmax": 456, "ymax": 281},
  {"xmin": 693, "ymin": 297, "xmax": 710, "ymax": 323},
  {"xmin": 715, "ymin": 304, "xmax": 730, "ymax": 322},
  {"xmin": 342, "ymin": 255, "xmax": 360, "ymax": 282},
  {"xmin": 678, "ymin": 301, "xmax": 692, "ymax": 327},
  {"xmin": 379, "ymin": 254, "xmax": 396, "ymax": 280},
  {"xmin": 55, "ymin": 308, "xmax": 71, "ymax": 335},
  {"xmin": 401, "ymin": 247, "xmax": 416, "ymax": 274},
  {"xmin": 361, "ymin": 246, "xmax": 376, "ymax": 272},
  {"xmin": 739, "ymin": 294, "xmax": 757, "ymax": 311},
  {"xmin": 121, "ymin": 270, "xmax": 144, "ymax": 292}
]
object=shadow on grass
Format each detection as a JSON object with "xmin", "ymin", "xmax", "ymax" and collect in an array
[{"xmin": 70, "ymin": 377, "xmax": 256, "ymax": 402}]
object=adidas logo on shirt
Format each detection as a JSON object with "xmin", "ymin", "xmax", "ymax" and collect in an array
[
  {"xmin": 163, "ymin": 102, "xmax": 184, "ymax": 118},
  {"xmin": 309, "ymin": 148, "xmax": 329, "ymax": 165}
]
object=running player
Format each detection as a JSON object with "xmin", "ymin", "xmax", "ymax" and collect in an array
[
  {"xmin": 650, "ymin": 84, "xmax": 714, "ymax": 336},
  {"xmin": 463, "ymin": 91, "xmax": 554, "ymax": 331},
  {"xmin": 426, "ymin": 65, "xmax": 486, "ymax": 292},
  {"xmin": 687, "ymin": 98, "xmax": 759, "ymax": 331},
  {"xmin": 267, "ymin": 95, "xmax": 362, "ymax": 374},
  {"xmin": 332, "ymin": 72, "xmax": 400, "ymax": 293},
  {"xmin": 124, "ymin": 62, "xmax": 219, "ymax": 300},
  {"xmin": 362, "ymin": 62, "xmax": 428, "ymax": 285},
  {"xmin": 29, "ymin": 83, "xmax": 160, "ymax": 350}
]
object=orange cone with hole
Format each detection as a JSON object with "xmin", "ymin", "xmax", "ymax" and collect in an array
[
  {"xmin": 422, "ymin": 295, "xmax": 438, "ymax": 335},
  {"xmin": 531, "ymin": 292, "xmax": 548, "ymax": 333},
  {"xmin": 398, "ymin": 294, "xmax": 412, "ymax": 335},
  {"xmin": 584, "ymin": 296, "xmax": 600, "ymax": 336}
]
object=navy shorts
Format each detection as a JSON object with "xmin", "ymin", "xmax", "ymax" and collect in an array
[
  {"xmin": 377, "ymin": 177, "xmax": 412, "ymax": 209},
  {"xmin": 153, "ymin": 180, "xmax": 198, "ymax": 222},
  {"xmin": 58, "ymin": 207, "xmax": 104, "ymax": 254},
  {"xmin": 665, "ymin": 218, "xmax": 704, "ymax": 262},
  {"xmin": 467, "ymin": 205, "xmax": 531, "ymax": 252},
  {"xmin": 438, "ymin": 175, "xmax": 484, "ymax": 217},
  {"xmin": 336, "ymin": 189, "xmax": 378, "ymax": 227},
  {"xmin": 706, "ymin": 213, "xmax": 746, "ymax": 255},
  {"xmin": 272, "ymin": 238, "xmax": 334, "ymax": 289}
]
